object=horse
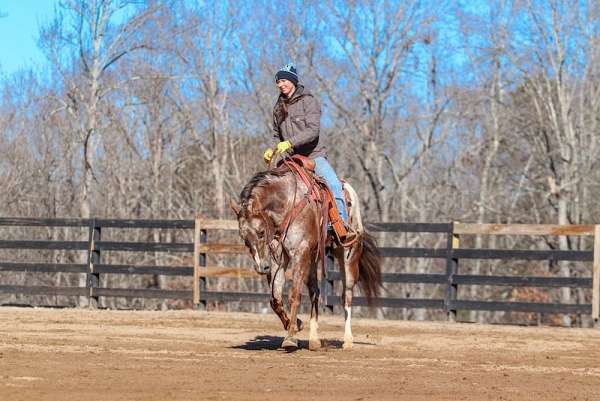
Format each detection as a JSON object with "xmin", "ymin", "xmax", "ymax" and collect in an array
[{"xmin": 230, "ymin": 157, "xmax": 382, "ymax": 351}]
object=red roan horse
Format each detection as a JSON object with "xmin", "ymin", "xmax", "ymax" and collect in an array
[{"xmin": 231, "ymin": 158, "xmax": 382, "ymax": 351}]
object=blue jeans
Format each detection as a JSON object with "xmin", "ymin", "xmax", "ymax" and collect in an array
[{"xmin": 314, "ymin": 157, "xmax": 348, "ymax": 224}]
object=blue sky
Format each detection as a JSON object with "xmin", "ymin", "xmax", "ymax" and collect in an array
[{"xmin": 0, "ymin": 1, "xmax": 57, "ymax": 76}]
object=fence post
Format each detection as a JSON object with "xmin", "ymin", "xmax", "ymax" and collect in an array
[
  {"xmin": 86, "ymin": 218, "xmax": 101, "ymax": 308},
  {"xmin": 193, "ymin": 217, "xmax": 207, "ymax": 310},
  {"xmin": 593, "ymin": 225, "xmax": 600, "ymax": 325},
  {"xmin": 321, "ymin": 248, "xmax": 335, "ymax": 314},
  {"xmin": 445, "ymin": 222, "xmax": 459, "ymax": 322}
]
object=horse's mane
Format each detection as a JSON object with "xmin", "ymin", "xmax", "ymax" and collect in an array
[{"xmin": 239, "ymin": 168, "xmax": 288, "ymax": 206}]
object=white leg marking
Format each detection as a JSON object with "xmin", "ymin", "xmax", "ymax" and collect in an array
[
  {"xmin": 343, "ymin": 305, "xmax": 353, "ymax": 349},
  {"xmin": 309, "ymin": 316, "xmax": 321, "ymax": 350},
  {"xmin": 309, "ymin": 316, "xmax": 319, "ymax": 340}
]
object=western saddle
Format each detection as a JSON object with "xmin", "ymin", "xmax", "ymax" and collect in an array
[{"xmin": 270, "ymin": 154, "xmax": 358, "ymax": 280}]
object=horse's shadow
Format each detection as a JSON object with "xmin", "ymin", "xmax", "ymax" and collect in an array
[{"xmin": 231, "ymin": 335, "xmax": 352, "ymax": 353}]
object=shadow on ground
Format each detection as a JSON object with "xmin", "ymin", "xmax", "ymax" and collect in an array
[{"xmin": 231, "ymin": 335, "xmax": 368, "ymax": 352}]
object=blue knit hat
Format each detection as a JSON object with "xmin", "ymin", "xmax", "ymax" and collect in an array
[{"xmin": 275, "ymin": 63, "xmax": 299, "ymax": 85}]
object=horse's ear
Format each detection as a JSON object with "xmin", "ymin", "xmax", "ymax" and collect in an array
[{"xmin": 229, "ymin": 199, "xmax": 241, "ymax": 217}]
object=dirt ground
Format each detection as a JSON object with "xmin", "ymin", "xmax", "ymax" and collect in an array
[{"xmin": 1, "ymin": 307, "xmax": 599, "ymax": 401}]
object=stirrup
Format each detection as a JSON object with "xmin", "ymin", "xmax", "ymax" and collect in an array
[
  {"xmin": 331, "ymin": 221, "xmax": 349, "ymax": 240},
  {"xmin": 338, "ymin": 224, "xmax": 359, "ymax": 248}
]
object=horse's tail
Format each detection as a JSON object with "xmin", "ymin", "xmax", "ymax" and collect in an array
[
  {"xmin": 343, "ymin": 181, "xmax": 382, "ymax": 304},
  {"xmin": 357, "ymin": 231, "xmax": 382, "ymax": 305}
]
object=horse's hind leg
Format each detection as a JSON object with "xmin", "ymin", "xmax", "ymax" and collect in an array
[
  {"xmin": 308, "ymin": 268, "xmax": 321, "ymax": 351},
  {"xmin": 334, "ymin": 242, "xmax": 362, "ymax": 350}
]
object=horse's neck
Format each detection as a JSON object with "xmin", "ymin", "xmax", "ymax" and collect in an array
[{"xmin": 255, "ymin": 173, "xmax": 299, "ymax": 220}]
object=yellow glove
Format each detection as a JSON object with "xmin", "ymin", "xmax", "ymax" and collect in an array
[
  {"xmin": 276, "ymin": 140, "xmax": 293, "ymax": 154},
  {"xmin": 263, "ymin": 148, "xmax": 274, "ymax": 164}
]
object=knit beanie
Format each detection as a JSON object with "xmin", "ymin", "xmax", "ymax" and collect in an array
[{"xmin": 275, "ymin": 63, "xmax": 299, "ymax": 85}]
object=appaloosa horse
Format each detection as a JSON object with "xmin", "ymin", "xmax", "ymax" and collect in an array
[{"xmin": 230, "ymin": 159, "xmax": 382, "ymax": 351}]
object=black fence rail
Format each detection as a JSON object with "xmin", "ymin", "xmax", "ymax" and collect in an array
[
  {"xmin": 0, "ymin": 218, "xmax": 197, "ymax": 303},
  {"xmin": 321, "ymin": 222, "xmax": 596, "ymax": 319},
  {"xmin": 0, "ymin": 218, "xmax": 598, "ymax": 323}
]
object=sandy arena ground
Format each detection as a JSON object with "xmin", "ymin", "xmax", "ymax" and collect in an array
[{"xmin": 0, "ymin": 307, "xmax": 599, "ymax": 401}]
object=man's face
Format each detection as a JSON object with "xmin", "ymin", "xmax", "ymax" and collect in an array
[{"xmin": 276, "ymin": 79, "xmax": 296, "ymax": 98}]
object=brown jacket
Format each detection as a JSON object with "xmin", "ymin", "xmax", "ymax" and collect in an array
[{"xmin": 272, "ymin": 85, "xmax": 327, "ymax": 159}]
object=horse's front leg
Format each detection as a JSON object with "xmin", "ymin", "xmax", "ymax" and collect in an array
[
  {"xmin": 268, "ymin": 260, "xmax": 303, "ymax": 333},
  {"xmin": 282, "ymin": 244, "xmax": 311, "ymax": 350},
  {"xmin": 268, "ymin": 267, "xmax": 290, "ymax": 331}
]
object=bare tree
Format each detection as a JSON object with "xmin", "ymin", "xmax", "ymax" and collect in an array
[
  {"xmin": 38, "ymin": 0, "xmax": 164, "ymax": 305},
  {"xmin": 506, "ymin": 0, "xmax": 600, "ymax": 325},
  {"xmin": 306, "ymin": 1, "xmax": 447, "ymax": 224}
]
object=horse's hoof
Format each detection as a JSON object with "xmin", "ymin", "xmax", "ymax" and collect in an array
[
  {"xmin": 309, "ymin": 339, "xmax": 321, "ymax": 351},
  {"xmin": 282, "ymin": 336, "xmax": 298, "ymax": 351},
  {"xmin": 342, "ymin": 340, "xmax": 353, "ymax": 350},
  {"xmin": 297, "ymin": 319, "xmax": 304, "ymax": 332}
]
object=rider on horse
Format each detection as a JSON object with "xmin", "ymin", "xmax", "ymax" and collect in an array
[
  {"xmin": 232, "ymin": 64, "xmax": 382, "ymax": 350},
  {"xmin": 263, "ymin": 63, "xmax": 349, "ymax": 227}
]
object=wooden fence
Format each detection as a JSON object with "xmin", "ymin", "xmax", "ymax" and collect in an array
[{"xmin": 0, "ymin": 218, "xmax": 598, "ymax": 323}]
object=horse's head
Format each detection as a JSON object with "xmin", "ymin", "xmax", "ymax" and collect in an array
[{"xmin": 230, "ymin": 198, "xmax": 273, "ymax": 275}]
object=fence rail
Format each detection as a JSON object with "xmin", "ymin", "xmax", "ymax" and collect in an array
[{"xmin": 0, "ymin": 218, "xmax": 598, "ymax": 323}]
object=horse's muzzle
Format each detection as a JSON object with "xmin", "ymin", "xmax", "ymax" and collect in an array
[{"xmin": 255, "ymin": 264, "xmax": 271, "ymax": 274}]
